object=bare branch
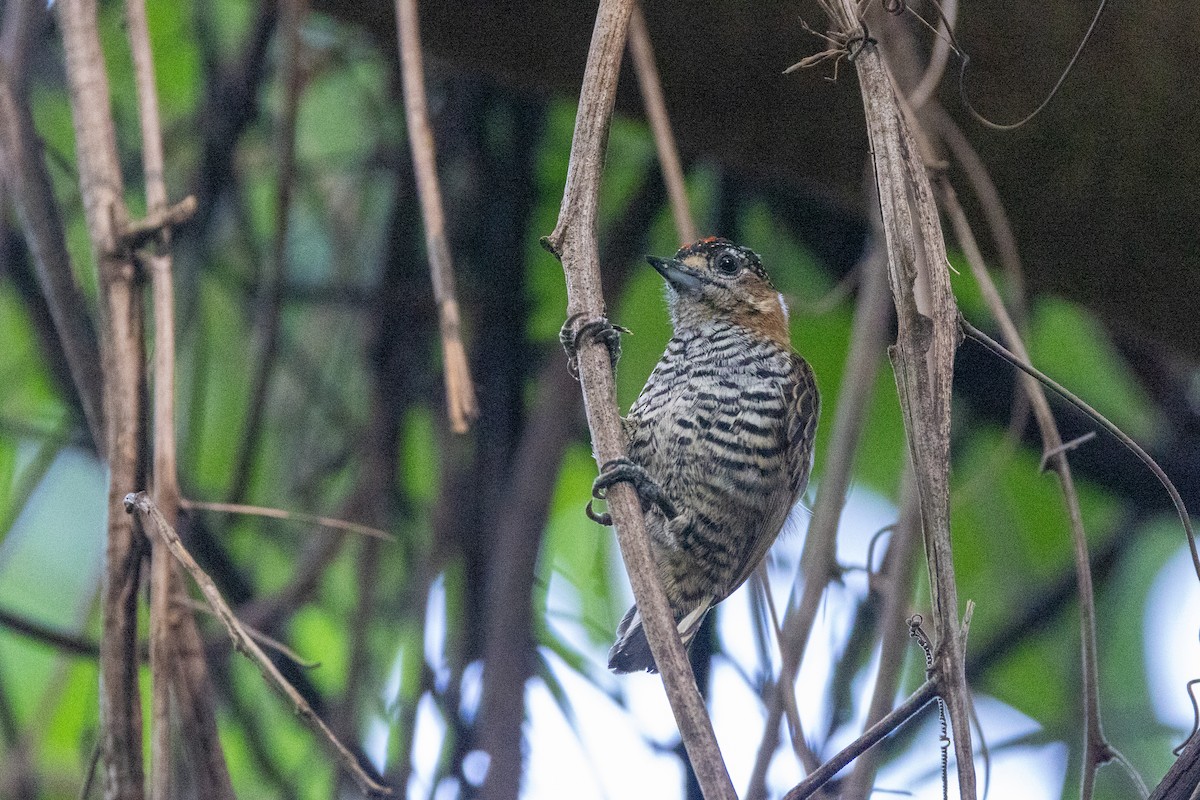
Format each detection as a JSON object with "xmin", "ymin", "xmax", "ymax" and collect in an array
[
  {"xmin": 627, "ymin": 2, "xmax": 696, "ymax": 244},
  {"xmin": 395, "ymin": 0, "xmax": 478, "ymax": 434},
  {"xmin": 116, "ymin": 196, "xmax": 197, "ymax": 252},
  {"xmin": 56, "ymin": 1, "xmax": 148, "ymax": 795},
  {"xmin": 181, "ymin": 498, "xmax": 395, "ymax": 540},
  {"xmin": 543, "ymin": 0, "xmax": 736, "ymax": 796},
  {"xmin": 123, "ymin": 2, "xmax": 236, "ymax": 795},
  {"xmin": 125, "ymin": 491, "xmax": 393, "ymax": 798},
  {"xmin": 0, "ymin": 1, "xmax": 104, "ymax": 451},
  {"xmin": 812, "ymin": 3, "xmax": 978, "ymax": 792},
  {"xmin": 783, "ymin": 679, "xmax": 939, "ymax": 800},
  {"xmin": 939, "ymin": 179, "xmax": 1124, "ymax": 797}
]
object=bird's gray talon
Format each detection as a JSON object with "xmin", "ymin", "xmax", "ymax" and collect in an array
[
  {"xmin": 559, "ymin": 314, "xmax": 623, "ymax": 378},
  {"xmin": 585, "ymin": 500, "xmax": 613, "ymax": 526},
  {"xmin": 591, "ymin": 458, "xmax": 678, "ymax": 521}
]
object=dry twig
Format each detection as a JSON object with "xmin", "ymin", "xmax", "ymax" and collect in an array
[
  {"xmin": 56, "ymin": 1, "xmax": 147, "ymax": 795},
  {"xmin": 542, "ymin": 0, "xmax": 736, "ymax": 796},
  {"xmin": 181, "ymin": 498, "xmax": 394, "ymax": 540},
  {"xmin": 784, "ymin": 679, "xmax": 940, "ymax": 800},
  {"xmin": 123, "ymin": 3, "xmax": 229, "ymax": 798},
  {"xmin": 116, "ymin": 196, "xmax": 198, "ymax": 251},
  {"xmin": 809, "ymin": 1, "xmax": 978, "ymax": 794},
  {"xmin": 125, "ymin": 491, "xmax": 393, "ymax": 798},
  {"xmin": 627, "ymin": 3, "xmax": 696, "ymax": 245},
  {"xmin": 395, "ymin": 0, "xmax": 478, "ymax": 434}
]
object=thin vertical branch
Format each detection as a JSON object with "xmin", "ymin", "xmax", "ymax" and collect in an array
[
  {"xmin": 127, "ymin": 1, "xmax": 175, "ymax": 792},
  {"xmin": 746, "ymin": 234, "xmax": 891, "ymax": 800},
  {"xmin": 0, "ymin": 0, "xmax": 105, "ymax": 451},
  {"xmin": 627, "ymin": 2, "xmax": 696, "ymax": 244},
  {"xmin": 55, "ymin": 1, "xmax": 145, "ymax": 797},
  {"xmin": 815, "ymin": 1, "xmax": 977, "ymax": 795},
  {"xmin": 395, "ymin": 0, "xmax": 478, "ymax": 434},
  {"xmin": 906, "ymin": 0, "xmax": 958, "ymax": 109},
  {"xmin": 124, "ymin": 0, "xmax": 235, "ymax": 797},
  {"xmin": 542, "ymin": 0, "xmax": 735, "ymax": 796},
  {"xmin": 939, "ymin": 179, "xmax": 1116, "ymax": 799}
]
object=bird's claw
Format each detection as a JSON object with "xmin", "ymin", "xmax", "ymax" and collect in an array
[
  {"xmin": 585, "ymin": 500, "xmax": 613, "ymax": 525},
  {"xmin": 587, "ymin": 457, "xmax": 679, "ymax": 525},
  {"xmin": 560, "ymin": 312, "xmax": 626, "ymax": 379}
]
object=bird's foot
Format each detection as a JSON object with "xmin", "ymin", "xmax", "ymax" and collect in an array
[
  {"xmin": 560, "ymin": 312, "xmax": 626, "ymax": 379},
  {"xmin": 586, "ymin": 457, "xmax": 679, "ymax": 525}
]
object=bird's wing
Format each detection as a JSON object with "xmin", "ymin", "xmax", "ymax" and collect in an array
[
  {"xmin": 784, "ymin": 353, "xmax": 820, "ymax": 498},
  {"xmin": 727, "ymin": 353, "xmax": 820, "ymax": 593}
]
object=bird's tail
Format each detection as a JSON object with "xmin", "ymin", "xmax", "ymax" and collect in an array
[{"xmin": 607, "ymin": 598, "xmax": 713, "ymax": 674}]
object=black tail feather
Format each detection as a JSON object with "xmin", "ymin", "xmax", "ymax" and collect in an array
[
  {"xmin": 607, "ymin": 603, "xmax": 712, "ymax": 673},
  {"xmin": 608, "ymin": 605, "xmax": 657, "ymax": 673}
]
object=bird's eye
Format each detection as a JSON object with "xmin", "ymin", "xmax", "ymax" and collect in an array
[{"xmin": 716, "ymin": 253, "xmax": 740, "ymax": 275}]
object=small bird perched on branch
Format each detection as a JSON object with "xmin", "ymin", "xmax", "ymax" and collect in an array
[{"xmin": 565, "ymin": 237, "xmax": 820, "ymax": 673}]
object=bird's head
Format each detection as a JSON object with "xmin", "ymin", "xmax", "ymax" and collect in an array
[{"xmin": 646, "ymin": 237, "xmax": 791, "ymax": 346}]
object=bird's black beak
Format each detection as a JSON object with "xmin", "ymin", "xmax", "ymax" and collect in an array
[{"xmin": 646, "ymin": 255, "xmax": 704, "ymax": 293}]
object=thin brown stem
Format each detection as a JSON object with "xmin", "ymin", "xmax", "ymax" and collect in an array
[
  {"xmin": 125, "ymin": 491, "xmax": 393, "ymax": 798},
  {"xmin": 178, "ymin": 597, "xmax": 319, "ymax": 668},
  {"xmin": 940, "ymin": 179, "xmax": 1118, "ymax": 798},
  {"xmin": 124, "ymin": 2, "xmax": 236, "ymax": 795},
  {"xmin": 181, "ymin": 498, "xmax": 394, "ymax": 540},
  {"xmin": 56, "ymin": 1, "xmax": 147, "ymax": 796},
  {"xmin": 627, "ymin": 2, "xmax": 696, "ymax": 244},
  {"xmin": 783, "ymin": 679, "xmax": 939, "ymax": 800},
  {"xmin": 118, "ymin": 196, "xmax": 197, "ymax": 250},
  {"xmin": 815, "ymin": 2, "xmax": 977, "ymax": 792},
  {"xmin": 126, "ymin": 4, "xmax": 178, "ymax": 798},
  {"xmin": 395, "ymin": 0, "xmax": 478, "ymax": 434},
  {"xmin": 542, "ymin": 0, "xmax": 735, "ymax": 796}
]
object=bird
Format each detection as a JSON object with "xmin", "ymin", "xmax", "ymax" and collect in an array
[{"xmin": 578, "ymin": 237, "xmax": 820, "ymax": 673}]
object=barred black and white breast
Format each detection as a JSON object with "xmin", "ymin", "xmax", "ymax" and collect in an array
[{"xmin": 608, "ymin": 239, "xmax": 819, "ymax": 673}]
